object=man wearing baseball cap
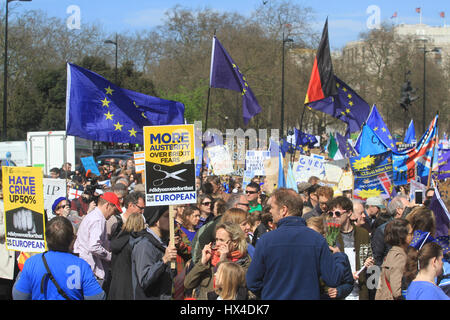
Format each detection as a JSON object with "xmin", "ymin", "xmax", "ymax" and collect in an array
[{"xmin": 74, "ymin": 192, "xmax": 123, "ymax": 285}]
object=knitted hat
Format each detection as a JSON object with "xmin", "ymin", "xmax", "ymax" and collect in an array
[
  {"xmin": 143, "ymin": 205, "xmax": 169, "ymax": 226},
  {"xmin": 52, "ymin": 197, "xmax": 67, "ymax": 213}
]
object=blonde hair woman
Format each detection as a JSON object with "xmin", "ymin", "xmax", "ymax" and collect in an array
[
  {"xmin": 108, "ymin": 213, "xmax": 145, "ymax": 300},
  {"xmin": 184, "ymin": 221, "xmax": 251, "ymax": 300}
]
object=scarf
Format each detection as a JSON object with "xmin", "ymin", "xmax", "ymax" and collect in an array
[{"xmin": 210, "ymin": 249, "xmax": 245, "ymax": 267}]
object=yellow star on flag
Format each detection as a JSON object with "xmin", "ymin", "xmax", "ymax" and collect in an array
[
  {"xmin": 114, "ymin": 122, "xmax": 123, "ymax": 131},
  {"xmin": 390, "ymin": 143, "xmax": 394, "ymax": 148},
  {"xmin": 141, "ymin": 112, "xmax": 147, "ymax": 119},
  {"xmin": 336, "ymin": 83, "xmax": 340, "ymax": 88},
  {"xmin": 133, "ymin": 101, "xmax": 139, "ymax": 108},
  {"xmin": 105, "ymin": 86, "xmax": 114, "ymax": 95},
  {"xmin": 388, "ymin": 135, "xmax": 392, "ymax": 139},
  {"xmin": 382, "ymin": 127, "xmax": 387, "ymax": 132},
  {"xmin": 232, "ymin": 64, "xmax": 236, "ymax": 68},
  {"xmin": 241, "ymin": 88, "xmax": 247, "ymax": 96},
  {"xmin": 349, "ymin": 101, "xmax": 354, "ymax": 107},
  {"xmin": 347, "ymin": 94, "xmax": 352, "ymax": 99},
  {"xmin": 129, "ymin": 128, "xmax": 137, "ymax": 137},
  {"xmin": 101, "ymin": 97, "xmax": 111, "ymax": 107},
  {"xmin": 343, "ymin": 87, "xmax": 348, "ymax": 92},
  {"xmin": 374, "ymin": 127, "xmax": 378, "ymax": 131},
  {"xmin": 104, "ymin": 111, "xmax": 114, "ymax": 120}
]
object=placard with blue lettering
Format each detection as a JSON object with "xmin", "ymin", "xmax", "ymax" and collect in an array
[
  {"xmin": 144, "ymin": 125, "xmax": 196, "ymax": 206},
  {"xmin": 2, "ymin": 167, "xmax": 46, "ymax": 252}
]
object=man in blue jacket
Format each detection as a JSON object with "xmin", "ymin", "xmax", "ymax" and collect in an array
[{"xmin": 246, "ymin": 188, "xmax": 347, "ymax": 300}]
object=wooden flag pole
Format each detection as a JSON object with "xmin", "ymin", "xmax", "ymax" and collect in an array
[{"xmin": 169, "ymin": 205, "xmax": 176, "ymax": 270}]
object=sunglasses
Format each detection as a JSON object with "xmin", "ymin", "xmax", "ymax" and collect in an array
[
  {"xmin": 202, "ymin": 202, "xmax": 212, "ymax": 206},
  {"xmin": 246, "ymin": 190, "xmax": 258, "ymax": 195},
  {"xmin": 328, "ymin": 210, "xmax": 346, "ymax": 218},
  {"xmin": 55, "ymin": 204, "xmax": 68, "ymax": 210},
  {"xmin": 238, "ymin": 203, "xmax": 250, "ymax": 207}
]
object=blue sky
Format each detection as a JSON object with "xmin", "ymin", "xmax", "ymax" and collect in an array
[{"xmin": 5, "ymin": 0, "xmax": 449, "ymax": 49}]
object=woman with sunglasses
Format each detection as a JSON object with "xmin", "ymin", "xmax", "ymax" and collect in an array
[
  {"xmin": 184, "ymin": 222, "xmax": 250, "ymax": 300},
  {"xmin": 197, "ymin": 194, "xmax": 214, "ymax": 229}
]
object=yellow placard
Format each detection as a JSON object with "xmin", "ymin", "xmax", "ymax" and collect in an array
[
  {"xmin": 144, "ymin": 125, "xmax": 195, "ymax": 166},
  {"xmin": 2, "ymin": 166, "xmax": 46, "ymax": 252}
]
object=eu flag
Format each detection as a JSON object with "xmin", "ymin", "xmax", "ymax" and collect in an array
[
  {"xmin": 306, "ymin": 76, "xmax": 370, "ymax": 133},
  {"xmin": 210, "ymin": 36, "xmax": 262, "ymax": 125},
  {"xmin": 335, "ymin": 132, "xmax": 357, "ymax": 158},
  {"xmin": 66, "ymin": 63, "xmax": 185, "ymax": 145},
  {"xmin": 294, "ymin": 128, "xmax": 318, "ymax": 149}
]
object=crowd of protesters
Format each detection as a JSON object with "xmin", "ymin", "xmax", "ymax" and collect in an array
[{"xmin": 0, "ymin": 155, "xmax": 449, "ymax": 301}]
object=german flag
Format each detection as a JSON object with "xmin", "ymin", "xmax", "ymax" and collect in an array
[{"xmin": 304, "ymin": 18, "xmax": 337, "ymax": 104}]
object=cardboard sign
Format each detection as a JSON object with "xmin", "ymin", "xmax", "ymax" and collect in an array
[
  {"xmin": 245, "ymin": 150, "xmax": 270, "ymax": 176},
  {"xmin": 324, "ymin": 163, "xmax": 343, "ymax": 183},
  {"xmin": 144, "ymin": 124, "xmax": 196, "ymax": 206},
  {"xmin": 2, "ymin": 167, "xmax": 46, "ymax": 252},
  {"xmin": 293, "ymin": 155, "xmax": 326, "ymax": 182},
  {"xmin": 207, "ymin": 145, "xmax": 234, "ymax": 176},
  {"xmin": 338, "ymin": 171, "xmax": 354, "ymax": 192},
  {"xmin": 43, "ymin": 178, "xmax": 67, "ymax": 220},
  {"xmin": 81, "ymin": 156, "xmax": 100, "ymax": 176}
]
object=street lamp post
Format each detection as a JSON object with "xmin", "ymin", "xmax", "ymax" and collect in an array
[
  {"xmin": 419, "ymin": 40, "xmax": 439, "ymax": 133},
  {"xmin": 3, "ymin": 0, "xmax": 32, "ymax": 141},
  {"xmin": 104, "ymin": 33, "xmax": 118, "ymax": 84},
  {"xmin": 281, "ymin": 31, "xmax": 293, "ymax": 136}
]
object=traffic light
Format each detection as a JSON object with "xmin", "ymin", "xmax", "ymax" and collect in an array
[{"xmin": 399, "ymin": 80, "xmax": 419, "ymax": 111}]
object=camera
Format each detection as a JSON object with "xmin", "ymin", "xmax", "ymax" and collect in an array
[{"xmin": 84, "ymin": 177, "xmax": 101, "ymax": 204}]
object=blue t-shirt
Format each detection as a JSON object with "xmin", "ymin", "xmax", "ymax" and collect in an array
[
  {"xmin": 14, "ymin": 251, "xmax": 103, "ymax": 300},
  {"xmin": 406, "ymin": 281, "xmax": 450, "ymax": 300}
]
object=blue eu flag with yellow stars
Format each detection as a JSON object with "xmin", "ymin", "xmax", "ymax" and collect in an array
[
  {"xmin": 210, "ymin": 36, "xmax": 262, "ymax": 126},
  {"xmin": 355, "ymin": 104, "xmax": 397, "ymax": 152},
  {"xmin": 306, "ymin": 76, "xmax": 370, "ymax": 133},
  {"xmin": 66, "ymin": 63, "xmax": 185, "ymax": 145},
  {"xmin": 294, "ymin": 128, "xmax": 318, "ymax": 149}
]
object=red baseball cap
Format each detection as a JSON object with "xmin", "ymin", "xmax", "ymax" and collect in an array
[{"xmin": 100, "ymin": 192, "xmax": 123, "ymax": 213}]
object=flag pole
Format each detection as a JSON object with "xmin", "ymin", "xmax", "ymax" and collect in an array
[
  {"xmin": 427, "ymin": 113, "xmax": 439, "ymax": 188},
  {"xmin": 200, "ymin": 29, "xmax": 217, "ymax": 188}
]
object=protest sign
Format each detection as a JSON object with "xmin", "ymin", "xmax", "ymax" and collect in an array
[
  {"xmin": 43, "ymin": 178, "xmax": 67, "ymax": 220},
  {"xmin": 245, "ymin": 150, "xmax": 270, "ymax": 176},
  {"xmin": 242, "ymin": 170, "xmax": 254, "ymax": 190},
  {"xmin": 409, "ymin": 180, "xmax": 427, "ymax": 203},
  {"xmin": 338, "ymin": 171, "xmax": 354, "ymax": 192},
  {"xmin": 324, "ymin": 163, "xmax": 343, "ymax": 183},
  {"xmin": 2, "ymin": 167, "xmax": 46, "ymax": 252},
  {"xmin": 81, "ymin": 156, "xmax": 100, "ymax": 176},
  {"xmin": 134, "ymin": 151, "xmax": 145, "ymax": 184},
  {"xmin": 350, "ymin": 151, "xmax": 394, "ymax": 200},
  {"xmin": 206, "ymin": 145, "xmax": 234, "ymax": 176},
  {"xmin": 293, "ymin": 154, "xmax": 326, "ymax": 182},
  {"xmin": 144, "ymin": 124, "xmax": 196, "ymax": 206}
]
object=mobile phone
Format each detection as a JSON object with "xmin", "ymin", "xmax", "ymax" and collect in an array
[{"xmin": 415, "ymin": 190, "xmax": 424, "ymax": 204}]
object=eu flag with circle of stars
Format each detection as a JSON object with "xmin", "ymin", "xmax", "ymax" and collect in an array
[
  {"xmin": 66, "ymin": 63, "xmax": 185, "ymax": 145},
  {"xmin": 355, "ymin": 104, "xmax": 397, "ymax": 152},
  {"xmin": 306, "ymin": 76, "xmax": 370, "ymax": 133},
  {"xmin": 294, "ymin": 128, "xmax": 318, "ymax": 149},
  {"xmin": 209, "ymin": 36, "xmax": 262, "ymax": 126}
]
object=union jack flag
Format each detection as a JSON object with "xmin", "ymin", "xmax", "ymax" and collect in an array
[{"xmin": 392, "ymin": 115, "xmax": 438, "ymax": 185}]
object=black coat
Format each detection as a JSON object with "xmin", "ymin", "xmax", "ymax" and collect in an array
[{"xmin": 108, "ymin": 230, "xmax": 136, "ymax": 300}]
